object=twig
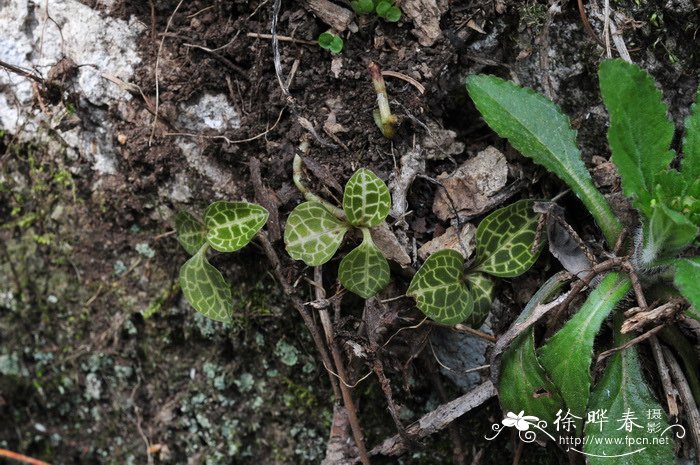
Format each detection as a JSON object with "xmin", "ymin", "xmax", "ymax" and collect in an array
[
  {"xmin": 314, "ymin": 268, "xmax": 372, "ymax": 465},
  {"xmin": 661, "ymin": 346, "xmax": 700, "ymax": 461},
  {"xmin": 596, "ymin": 324, "xmax": 666, "ymax": 364},
  {"xmin": 256, "ymin": 231, "xmax": 340, "ymax": 400},
  {"xmin": 649, "ymin": 337, "xmax": 679, "ymax": 418},
  {"xmin": 576, "ymin": 0, "xmax": 605, "ymax": 47},
  {"xmin": 0, "ymin": 59, "xmax": 44, "ymax": 83},
  {"xmin": 246, "ymin": 32, "xmax": 316, "ymax": 45},
  {"xmin": 0, "ymin": 449, "xmax": 52, "ymax": 465},
  {"xmin": 366, "ymin": 381, "xmax": 497, "ymax": 458},
  {"xmin": 453, "ymin": 324, "xmax": 497, "ymax": 343},
  {"xmin": 380, "ymin": 71, "xmax": 425, "ymax": 94},
  {"xmin": 149, "ymin": 0, "xmax": 184, "ymax": 146}
]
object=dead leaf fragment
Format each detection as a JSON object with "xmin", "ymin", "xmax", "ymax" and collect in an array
[
  {"xmin": 418, "ymin": 224, "xmax": 475, "ymax": 261},
  {"xmin": 401, "ymin": 0, "xmax": 442, "ymax": 46},
  {"xmin": 371, "ymin": 222, "xmax": 412, "ymax": 267},
  {"xmin": 432, "ymin": 146, "xmax": 508, "ymax": 221}
]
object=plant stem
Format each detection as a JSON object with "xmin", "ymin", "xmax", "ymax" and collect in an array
[
  {"xmin": 368, "ymin": 62, "xmax": 397, "ymax": 138},
  {"xmin": 292, "ymin": 150, "xmax": 347, "ymax": 220},
  {"xmin": 314, "ymin": 267, "xmax": 372, "ymax": 465}
]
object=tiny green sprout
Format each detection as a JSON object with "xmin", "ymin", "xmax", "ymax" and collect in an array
[
  {"xmin": 368, "ymin": 62, "xmax": 398, "ymax": 138},
  {"xmin": 351, "ymin": 0, "xmax": 401, "ymax": 22},
  {"xmin": 317, "ymin": 31, "xmax": 344, "ymax": 54},
  {"xmin": 407, "ymin": 200, "xmax": 543, "ymax": 325},
  {"xmin": 284, "ymin": 154, "xmax": 392, "ymax": 298},
  {"xmin": 175, "ymin": 202, "xmax": 268, "ymax": 322}
]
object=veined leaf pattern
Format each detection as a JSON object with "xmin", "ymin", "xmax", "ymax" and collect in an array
[
  {"xmin": 473, "ymin": 200, "xmax": 543, "ymax": 277},
  {"xmin": 463, "ymin": 273, "xmax": 495, "ymax": 328},
  {"xmin": 179, "ymin": 245, "xmax": 233, "ymax": 322},
  {"xmin": 343, "ymin": 168, "xmax": 391, "ymax": 228},
  {"xmin": 175, "ymin": 211, "xmax": 206, "ymax": 255},
  {"xmin": 284, "ymin": 201, "xmax": 350, "ymax": 266},
  {"xmin": 338, "ymin": 229, "xmax": 390, "ymax": 298},
  {"xmin": 204, "ymin": 201, "xmax": 268, "ymax": 252},
  {"xmin": 407, "ymin": 249, "xmax": 473, "ymax": 325}
]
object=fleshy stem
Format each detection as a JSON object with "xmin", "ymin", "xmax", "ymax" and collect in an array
[
  {"xmin": 368, "ymin": 62, "xmax": 397, "ymax": 138},
  {"xmin": 293, "ymin": 145, "xmax": 347, "ymax": 220}
]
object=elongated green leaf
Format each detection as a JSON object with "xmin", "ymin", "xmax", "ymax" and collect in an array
[
  {"xmin": 463, "ymin": 273, "xmax": 495, "ymax": 328},
  {"xmin": 584, "ymin": 315, "xmax": 674, "ymax": 464},
  {"xmin": 473, "ymin": 200, "xmax": 542, "ymax": 277},
  {"xmin": 175, "ymin": 211, "xmax": 206, "ymax": 255},
  {"xmin": 466, "ymin": 74, "xmax": 621, "ymax": 246},
  {"xmin": 407, "ymin": 249, "xmax": 473, "ymax": 325},
  {"xmin": 499, "ymin": 273, "xmax": 568, "ymax": 433},
  {"xmin": 681, "ymin": 87, "xmax": 700, "ymax": 179},
  {"xmin": 338, "ymin": 229, "xmax": 390, "ymax": 299},
  {"xmin": 599, "ymin": 59, "xmax": 675, "ymax": 218},
  {"xmin": 284, "ymin": 201, "xmax": 350, "ymax": 266},
  {"xmin": 179, "ymin": 245, "xmax": 233, "ymax": 322},
  {"xmin": 203, "ymin": 201, "xmax": 268, "ymax": 252},
  {"xmin": 343, "ymin": 168, "xmax": 391, "ymax": 228},
  {"xmin": 674, "ymin": 257, "xmax": 700, "ymax": 322},
  {"xmin": 501, "ymin": 330, "xmax": 565, "ymax": 432},
  {"xmin": 640, "ymin": 203, "xmax": 697, "ymax": 265},
  {"xmin": 538, "ymin": 273, "xmax": 631, "ymax": 423}
]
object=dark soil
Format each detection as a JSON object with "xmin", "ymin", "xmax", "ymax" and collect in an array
[{"xmin": 1, "ymin": 0, "xmax": 699, "ymax": 464}]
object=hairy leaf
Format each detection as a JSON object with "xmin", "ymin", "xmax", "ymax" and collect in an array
[
  {"xmin": 464, "ymin": 273, "xmax": 495, "ymax": 328},
  {"xmin": 640, "ymin": 203, "xmax": 697, "ymax": 265},
  {"xmin": 175, "ymin": 211, "xmax": 206, "ymax": 255},
  {"xmin": 473, "ymin": 200, "xmax": 542, "ymax": 277},
  {"xmin": 538, "ymin": 273, "xmax": 631, "ymax": 422},
  {"xmin": 466, "ymin": 74, "xmax": 621, "ymax": 246},
  {"xmin": 179, "ymin": 246, "xmax": 233, "ymax": 322},
  {"xmin": 203, "ymin": 201, "xmax": 268, "ymax": 252},
  {"xmin": 338, "ymin": 230, "xmax": 390, "ymax": 299},
  {"xmin": 407, "ymin": 249, "xmax": 473, "ymax": 325},
  {"xmin": 343, "ymin": 168, "xmax": 391, "ymax": 228},
  {"xmin": 674, "ymin": 257, "xmax": 700, "ymax": 322},
  {"xmin": 499, "ymin": 274, "xmax": 568, "ymax": 432},
  {"xmin": 584, "ymin": 315, "xmax": 674, "ymax": 464},
  {"xmin": 681, "ymin": 87, "xmax": 700, "ymax": 179},
  {"xmin": 284, "ymin": 201, "xmax": 350, "ymax": 266},
  {"xmin": 599, "ymin": 59, "xmax": 674, "ymax": 218}
]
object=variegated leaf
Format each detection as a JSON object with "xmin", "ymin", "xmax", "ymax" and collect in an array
[
  {"xmin": 338, "ymin": 229, "xmax": 390, "ymax": 298},
  {"xmin": 463, "ymin": 273, "xmax": 495, "ymax": 328},
  {"xmin": 204, "ymin": 201, "xmax": 268, "ymax": 252},
  {"xmin": 179, "ymin": 245, "xmax": 233, "ymax": 322},
  {"xmin": 342, "ymin": 168, "xmax": 391, "ymax": 228},
  {"xmin": 284, "ymin": 201, "xmax": 350, "ymax": 266},
  {"xmin": 474, "ymin": 200, "xmax": 543, "ymax": 277},
  {"xmin": 407, "ymin": 249, "xmax": 473, "ymax": 325},
  {"xmin": 175, "ymin": 211, "xmax": 206, "ymax": 255}
]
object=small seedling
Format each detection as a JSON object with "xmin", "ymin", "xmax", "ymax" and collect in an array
[
  {"xmin": 408, "ymin": 200, "xmax": 543, "ymax": 325},
  {"xmin": 175, "ymin": 202, "xmax": 268, "ymax": 322},
  {"xmin": 368, "ymin": 62, "xmax": 398, "ymax": 138},
  {"xmin": 466, "ymin": 59, "xmax": 699, "ymax": 459},
  {"xmin": 317, "ymin": 31, "xmax": 344, "ymax": 54},
  {"xmin": 284, "ymin": 155, "xmax": 392, "ymax": 298},
  {"xmin": 351, "ymin": 0, "xmax": 401, "ymax": 22}
]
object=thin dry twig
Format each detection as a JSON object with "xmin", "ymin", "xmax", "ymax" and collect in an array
[
  {"xmin": 0, "ymin": 449, "xmax": 52, "ymax": 465},
  {"xmin": 596, "ymin": 324, "xmax": 666, "ymax": 364},
  {"xmin": 246, "ymin": 32, "xmax": 316, "ymax": 45},
  {"xmin": 661, "ymin": 346, "xmax": 700, "ymax": 458},
  {"xmin": 453, "ymin": 324, "xmax": 497, "ymax": 343},
  {"xmin": 149, "ymin": 0, "xmax": 184, "ymax": 146},
  {"xmin": 649, "ymin": 336, "xmax": 680, "ymax": 418},
  {"xmin": 381, "ymin": 71, "xmax": 425, "ymax": 94}
]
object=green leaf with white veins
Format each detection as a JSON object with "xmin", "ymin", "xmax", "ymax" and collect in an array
[
  {"xmin": 673, "ymin": 257, "xmax": 700, "ymax": 322},
  {"xmin": 338, "ymin": 229, "xmax": 390, "ymax": 299},
  {"xmin": 466, "ymin": 75, "xmax": 621, "ymax": 246},
  {"xmin": 463, "ymin": 273, "xmax": 495, "ymax": 328},
  {"xmin": 284, "ymin": 201, "xmax": 350, "ymax": 266},
  {"xmin": 538, "ymin": 272, "xmax": 631, "ymax": 424},
  {"xmin": 407, "ymin": 249, "xmax": 473, "ymax": 325},
  {"xmin": 204, "ymin": 201, "xmax": 268, "ymax": 252},
  {"xmin": 473, "ymin": 200, "xmax": 543, "ymax": 277},
  {"xmin": 599, "ymin": 59, "xmax": 675, "ymax": 218},
  {"xmin": 343, "ymin": 168, "xmax": 391, "ymax": 228},
  {"xmin": 584, "ymin": 314, "xmax": 674, "ymax": 464},
  {"xmin": 179, "ymin": 245, "xmax": 233, "ymax": 322},
  {"xmin": 175, "ymin": 211, "xmax": 206, "ymax": 255}
]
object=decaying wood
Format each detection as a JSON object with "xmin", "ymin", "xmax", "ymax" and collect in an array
[
  {"xmin": 299, "ymin": 0, "xmax": 354, "ymax": 32},
  {"xmin": 367, "ymin": 380, "xmax": 497, "ymax": 458},
  {"xmin": 622, "ymin": 299, "xmax": 685, "ymax": 334},
  {"xmin": 400, "ymin": 0, "xmax": 443, "ymax": 46},
  {"xmin": 649, "ymin": 337, "xmax": 680, "ymax": 418}
]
